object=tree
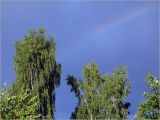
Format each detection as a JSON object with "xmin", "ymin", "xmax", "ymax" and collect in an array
[
  {"xmin": 13, "ymin": 28, "xmax": 61, "ymax": 119},
  {"xmin": 66, "ymin": 75, "xmax": 81, "ymax": 119},
  {"xmin": 0, "ymin": 83, "xmax": 40, "ymax": 119},
  {"xmin": 66, "ymin": 62, "xmax": 130, "ymax": 119},
  {"xmin": 136, "ymin": 73, "xmax": 160, "ymax": 119}
]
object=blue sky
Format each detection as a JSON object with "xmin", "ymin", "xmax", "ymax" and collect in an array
[{"xmin": 1, "ymin": 1, "xmax": 159, "ymax": 119}]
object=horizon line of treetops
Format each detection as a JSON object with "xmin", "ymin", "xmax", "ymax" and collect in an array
[{"xmin": 0, "ymin": 28, "xmax": 159, "ymax": 120}]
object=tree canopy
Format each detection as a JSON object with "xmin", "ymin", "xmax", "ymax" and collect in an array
[
  {"xmin": 136, "ymin": 73, "xmax": 160, "ymax": 119},
  {"xmin": 0, "ymin": 28, "xmax": 159, "ymax": 119},
  {"xmin": 0, "ymin": 83, "xmax": 40, "ymax": 119},
  {"xmin": 0, "ymin": 28, "xmax": 61, "ymax": 119},
  {"xmin": 66, "ymin": 62, "xmax": 131, "ymax": 119}
]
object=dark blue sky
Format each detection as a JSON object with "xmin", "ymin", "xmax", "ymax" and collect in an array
[{"xmin": 1, "ymin": 1, "xmax": 159, "ymax": 119}]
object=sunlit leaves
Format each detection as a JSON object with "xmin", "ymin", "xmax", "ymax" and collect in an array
[
  {"xmin": 0, "ymin": 84, "xmax": 40, "ymax": 119},
  {"xmin": 66, "ymin": 62, "xmax": 130, "ymax": 119},
  {"xmin": 12, "ymin": 28, "xmax": 61, "ymax": 119},
  {"xmin": 136, "ymin": 73, "xmax": 160, "ymax": 119}
]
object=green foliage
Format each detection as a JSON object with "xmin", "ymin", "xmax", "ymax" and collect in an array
[
  {"xmin": 0, "ymin": 83, "xmax": 40, "ymax": 119},
  {"xmin": 136, "ymin": 73, "xmax": 160, "ymax": 119},
  {"xmin": 66, "ymin": 62, "xmax": 131, "ymax": 119},
  {"xmin": 2, "ymin": 27, "xmax": 159, "ymax": 119},
  {"xmin": 2, "ymin": 27, "xmax": 62, "ymax": 119},
  {"xmin": 14, "ymin": 28, "xmax": 61, "ymax": 119}
]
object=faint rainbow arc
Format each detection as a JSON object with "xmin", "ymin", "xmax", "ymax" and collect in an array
[{"xmin": 60, "ymin": 5, "xmax": 152, "ymax": 59}]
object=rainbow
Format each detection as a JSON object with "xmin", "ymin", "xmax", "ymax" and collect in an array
[
  {"xmin": 60, "ymin": 5, "xmax": 153, "ymax": 58},
  {"xmin": 92, "ymin": 5, "xmax": 152, "ymax": 38}
]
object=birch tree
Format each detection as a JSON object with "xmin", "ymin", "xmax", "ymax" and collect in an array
[
  {"xmin": 66, "ymin": 62, "xmax": 130, "ymax": 119},
  {"xmin": 13, "ymin": 28, "xmax": 61, "ymax": 119}
]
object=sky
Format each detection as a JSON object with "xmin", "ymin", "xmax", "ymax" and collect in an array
[{"xmin": 1, "ymin": 1, "xmax": 159, "ymax": 119}]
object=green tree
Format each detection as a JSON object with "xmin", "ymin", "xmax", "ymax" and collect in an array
[
  {"xmin": 66, "ymin": 62, "xmax": 130, "ymax": 119},
  {"xmin": 136, "ymin": 73, "xmax": 160, "ymax": 119},
  {"xmin": 0, "ymin": 83, "xmax": 40, "ymax": 119},
  {"xmin": 12, "ymin": 28, "xmax": 61, "ymax": 119}
]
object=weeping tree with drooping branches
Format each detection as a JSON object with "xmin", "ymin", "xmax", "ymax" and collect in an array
[{"xmin": 13, "ymin": 28, "xmax": 61, "ymax": 119}]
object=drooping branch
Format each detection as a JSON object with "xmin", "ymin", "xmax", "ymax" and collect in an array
[{"xmin": 14, "ymin": 28, "xmax": 61, "ymax": 119}]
